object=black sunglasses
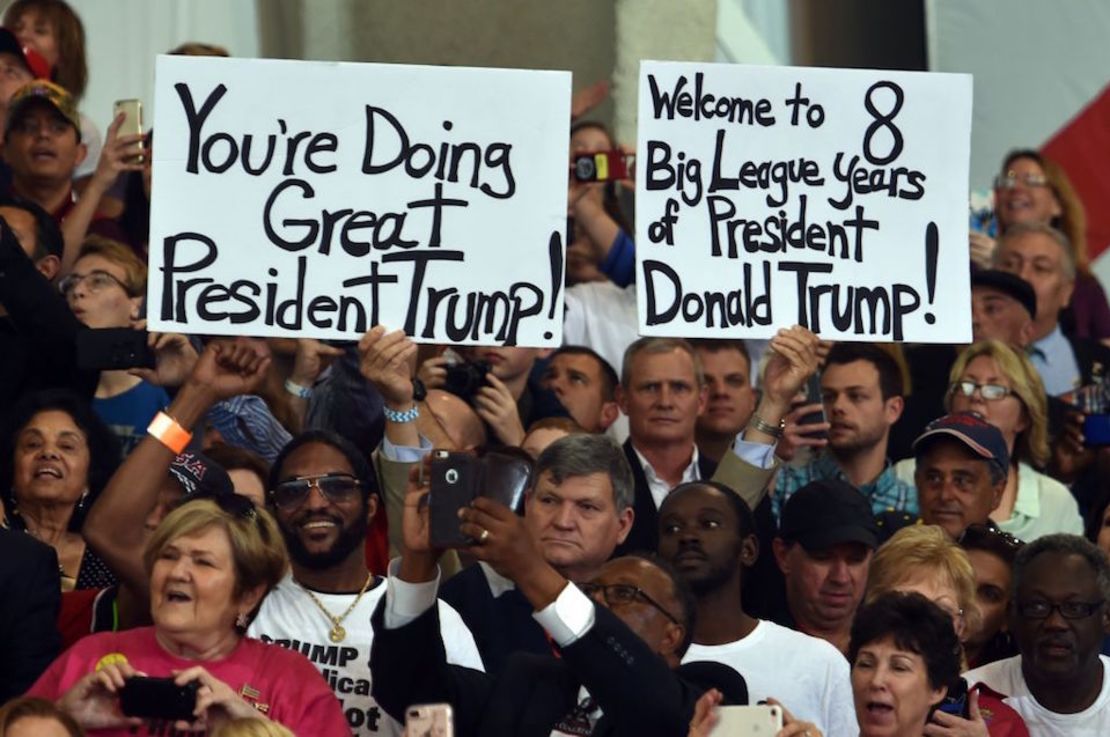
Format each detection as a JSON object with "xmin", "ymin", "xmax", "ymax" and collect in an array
[{"xmin": 269, "ymin": 473, "xmax": 363, "ymax": 511}]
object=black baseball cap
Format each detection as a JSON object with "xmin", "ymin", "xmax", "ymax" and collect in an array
[
  {"xmin": 912, "ymin": 411, "xmax": 1010, "ymax": 476},
  {"xmin": 169, "ymin": 451, "xmax": 234, "ymax": 498},
  {"xmin": 778, "ymin": 479, "xmax": 879, "ymax": 551},
  {"xmin": 971, "ymin": 269, "xmax": 1037, "ymax": 321}
]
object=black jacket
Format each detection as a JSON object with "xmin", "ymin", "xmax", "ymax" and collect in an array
[
  {"xmin": 0, "ymin": 529, "xmax": 61, "ymax": 701},
  {"xmin": 370, "ymin": 594, "xmax": 746, "ymax": 737}
]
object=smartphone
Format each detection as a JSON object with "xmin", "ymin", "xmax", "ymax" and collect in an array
[
  {"xmin": 573, "ymin": 150, "xmax": 633, "ymax": 182},
  {"xmin": 76, "ymin": 328, "xmax": 156, "ymax": 371},
  {"xmin": 711, "ymin": 705, "xmax": 783, "ymax": 736},
  {"xmin": 404, "ymin": 703, "xmax": 454, "ymax": 737},
  {"xmin": 936, "ymin": 678, "xmax": 969, "ymax": 719},
  {"xmin": 119, "ymin": 677, "xmax": 199, "ymax": 722},
  {"xmin": 429, "ymin": 451, "xmax": 478, "ymax": 548},
  {"xmin": 796, "ymin": 371, "xmax": 828, "ymax": 439},
  {"xmin": 428, "ymin": 451, "xmax": 533, "ymax": 547},
  {"xmin": 113, "ymin": 99, "xmax": 145, "ymax": 163}
]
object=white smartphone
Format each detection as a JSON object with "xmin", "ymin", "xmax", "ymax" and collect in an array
[
  {"xmin": 404, "ymin": 703, "xmax": 454, "ymax": 737},
  {"xmin": 711, "ymin": 704, "xmax": 783, "ymax": 736}
]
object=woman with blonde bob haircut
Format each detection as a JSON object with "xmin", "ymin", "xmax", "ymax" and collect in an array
[
  {"xmin": 26, "ymin": 497, "xmax": 348, "ymax": 735},
  {"xmin": 865, "ymin": 525, "xmax": 982, "ymax": 644},
  {"xmin": 896, "ymin": 339, "xmax": 1082, "ymax": 541}
]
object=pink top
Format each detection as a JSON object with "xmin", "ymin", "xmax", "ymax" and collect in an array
[{"xmin": 28, "ymin": 626, "xmax": 350, "ymax": 736}]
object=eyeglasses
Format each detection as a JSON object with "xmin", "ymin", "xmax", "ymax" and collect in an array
[
  {"xmin": 269, "ymin": 473, "xmax": 362, "ymax": 510},
  {"xmin": 949, "ymin": 381, "xmax": 1013, "ymax": 401},
  {"xmin": 578, "ymin": 582, "xmax": 681, "ymax": 625},
  {"xmin": 1017, "ymin": 599, "xmax": 1105, "ymax": 620},
  {"xmin": 994, "ymin": 173, "xmax": 1050, "ymax": 189},
  {"xmin": 58, "ymin": 270, "xmax": 134, "ymax": 297}
]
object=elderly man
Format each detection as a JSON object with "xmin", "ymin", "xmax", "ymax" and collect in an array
[
  {"xmin": 913, "ymin": 412, "xmax": 1009, "ymax": 540},
  {"xmin": 994, "ymin": 223, "xmax": 1110, "ymax": 396},
  {"xmin": 965, "ymin": 534, "xmax": 1110, "ymax": 736}
]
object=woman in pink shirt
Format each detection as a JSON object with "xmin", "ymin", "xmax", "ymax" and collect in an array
[{"xmin": 29, "ymin": 496, "xmax": 348, "ymax": 736}]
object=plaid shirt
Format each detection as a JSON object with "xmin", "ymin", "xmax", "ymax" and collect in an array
[{"xmin": 772, "ymin": 450, "xmax": 918, "ymax": 521}]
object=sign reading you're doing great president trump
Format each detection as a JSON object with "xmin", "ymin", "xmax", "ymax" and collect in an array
[{"xmin": 148, "ymin": 55, "xmax": 571, "ymax": 347}]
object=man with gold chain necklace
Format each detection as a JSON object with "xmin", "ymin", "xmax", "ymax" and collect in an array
[
  {"xmin": 248, "ymin": 419, "xmax": 484, "ymax": 737},
  {"xmin": 80, "ymin": 335, "xmax": 483, "ymax": 737}
]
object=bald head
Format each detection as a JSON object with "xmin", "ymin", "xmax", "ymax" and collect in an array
[{"xmin": 417, "ymin": 389, "xmax": 487, "ymax": 451}]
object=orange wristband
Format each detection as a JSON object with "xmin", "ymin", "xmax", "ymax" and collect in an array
[{"xmin": 147, "ymin": 411, "xmax": 192, "ymax": 454}]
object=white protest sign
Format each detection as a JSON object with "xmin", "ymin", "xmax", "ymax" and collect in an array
[
  {"xmin": 148, "ymin": 56, "xmax": 570, "ymax": 346},
  {"xmin": 636, "ymin": 61, "xmax": 973, "ymax": 342}
]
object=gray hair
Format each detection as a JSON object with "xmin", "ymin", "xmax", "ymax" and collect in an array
[
  {"xmin": 534, "ymin": 433, "xmax": 634, "ymax": 512},
  {"xmin": 620, "ymin": 337, "xmax": 704, "ymax": 388},
  {"xmin": 995, "ymin": 222, "xmax": 1076, "ymax": 281},
  {"xmin": 1011, "ymin": 533, "xmax": 1110, "ymax": 603}
]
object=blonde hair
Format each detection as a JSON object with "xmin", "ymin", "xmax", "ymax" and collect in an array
[
  {"xmin": 865, "ymin": 525, "xmax": 982, "ymax": 638},
  {"xmin": 945, "ymin": 339, "xmax": 1049, "ymax": 468},
  {"xmin": 76, "ymin": 235, "xmax": 147, "ymax": 295},
  {"xmin": 211, "ymin": 719, "xmax": 294, "ymax": 737},
  {"xmin": 143, "ymin": 499, "xmax": 287, "ymax": 601}
]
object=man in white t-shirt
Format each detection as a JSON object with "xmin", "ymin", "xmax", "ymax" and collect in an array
[
  {"xmin": 249, "ymin": 431, "xmax": 483, "ymax": 737},
  {"xmin": 657, "ymin": 481, "xmax": 858, "ymax": 737},
  {"xmin": 964, "ymin": 533, "xmax": 1110, "ymax": 737}
]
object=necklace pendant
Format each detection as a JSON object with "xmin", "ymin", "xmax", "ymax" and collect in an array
[{"xmin": 329, "ymin": 624, "xmax": 346, "ymax": 643}]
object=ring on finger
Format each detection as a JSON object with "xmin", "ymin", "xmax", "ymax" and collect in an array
[{"xmin": 478, "ymin": 528, "xmax": 490, "ymax": 544}]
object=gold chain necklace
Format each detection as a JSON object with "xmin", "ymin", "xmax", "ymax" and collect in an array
[{"xmin": 298, "ymin": 573, "xmax": 374, "ymax": 643}]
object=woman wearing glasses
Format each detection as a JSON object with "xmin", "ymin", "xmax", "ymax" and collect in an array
[
  {"xmin": 59, "ymin": 235, "xmax": 169, "ymax": 457},
  {"xmin": 897, "ymin": 339, "xmax": 1082, "ymax": 541},
  {"xmin": 27, "ymin": 495, "xmax": 348, "ymax": 735},
  {"xmin": 988, "ymin": 150, "xmax": 1110, "ymax": 342}
]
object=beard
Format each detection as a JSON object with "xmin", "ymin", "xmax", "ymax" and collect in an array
[{"xmin": 279, "ymin": 510, "xmax": 367, "ymax": 571}]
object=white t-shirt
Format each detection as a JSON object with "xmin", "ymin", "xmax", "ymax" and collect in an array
[
  {"xmin": 250, "ymin": 574, "xmax": 484, "ymax": 737},
  {"xmin": 965, "ymin": 654, "xmax": 1110, "ymax": 737},
  {"xmin": 682, "ymin": 620, "xmax": 858, "ymax": 737}
]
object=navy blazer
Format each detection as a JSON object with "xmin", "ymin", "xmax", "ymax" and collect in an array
[{"xmin": 370, "ymin": 592, "xmax": 746, "ymax": 737}]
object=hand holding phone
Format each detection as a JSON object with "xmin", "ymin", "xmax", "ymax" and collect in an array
[
  {"xmin": 572, "ymin": 150, "xmax": 634, "ymax": 182},
  {"xmin": 710, "ymin": 704, "xmax": 782, "ymax": 736},
  {"xmin": 119, "ymin": 677, "xmax": 199, "ymax": 722},
  {"xmin": 428, "ymin": 451, "xmax": 532, "ymax": 548},
  {"xmin": 113, "ymin": 99, "xmax": 145, "ymax": 164},
  {"xmin": 76, "ymin": 328, "xmax": 157, "ymax": 371}
]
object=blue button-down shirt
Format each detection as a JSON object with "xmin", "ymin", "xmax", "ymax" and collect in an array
[
  {"xmin": 1029, "ymin": 325, "xmax": 1081, "ymax": 396},
  {"xmin": 772, "ymin": 450, "xmax": 918, "ymax": 521}
]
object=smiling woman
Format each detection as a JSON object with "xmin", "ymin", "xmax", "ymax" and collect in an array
[
  {"xmin": 0, "ymin": 388, "xmax": 120, "ymax": 591},
  {"xmin": 26, "ymin": 497, "xmax": 349, "ymax": 736}
]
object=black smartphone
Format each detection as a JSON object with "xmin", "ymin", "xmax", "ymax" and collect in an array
[
  {"xmin": 429, "ymin": 451, "xmax": 479, "ymax": 548},
  {"xmin": 443, "ymin": 361, "xmax": 490, "ymax": 401},
  {"xmin": 796, "ymin": 371, "xmax": 828, "ymax": 439},
  {"xmin": 76, "ymin": 328, "xmax": 156, "ymax": 370},
  {"xmin": 428, "ymin": 451, "xmax": 533, "ymax": 547},
  {"xmin": 119, "ymin": 677, "xmax": 199, "ymax": 722}
]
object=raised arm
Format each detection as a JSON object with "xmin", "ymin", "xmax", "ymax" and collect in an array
[{"xmin": 83, "ymin": 339, "xmax": 270, "ymax": 599}]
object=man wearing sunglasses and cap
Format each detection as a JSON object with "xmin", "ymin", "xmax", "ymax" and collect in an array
[{"xmin": 82, "ymin": 336, "xmax": 484, "ymax": 737}]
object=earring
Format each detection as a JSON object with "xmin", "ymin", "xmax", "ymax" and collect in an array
[
  {"xmin": 236, "ymin": 612, "xmax": 249, "ymax": 629},
  {"xmin": 75, "ymin": 489, "xmax": 90, "ymax": 512}
]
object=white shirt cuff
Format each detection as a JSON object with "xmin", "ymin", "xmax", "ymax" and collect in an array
[
  {"xmin": 533, "ymin": 582, "xmax": 596, "ymax": 647},
  {"xmin": 384, "ymin": 557, "xmax": 440, "ymax": 629},
  {"xmin": 381, "ymin": 434, "xmax": 433, "ymax": 463},
  {"xmin": 732, "ymin": 437, "xmax": 778, "ymax": 469}
]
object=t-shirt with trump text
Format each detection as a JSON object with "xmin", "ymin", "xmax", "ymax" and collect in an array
[{"xmin": 249, "ymin": 573, "xmax": 484, "ymax": 737}]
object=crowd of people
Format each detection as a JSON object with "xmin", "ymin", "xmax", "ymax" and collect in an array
[{"xmin": 0, "ymin": 1, "xmax": 1108, "ymax": 736}]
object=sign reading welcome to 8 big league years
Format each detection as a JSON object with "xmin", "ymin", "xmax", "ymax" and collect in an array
[
  {"xmin": 636, "ymin": 61, "xmax": 973, "ymax": 342},
  {"xmin": 148, "ymin": 55, "xmax": 570, "ymax": 346}
]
